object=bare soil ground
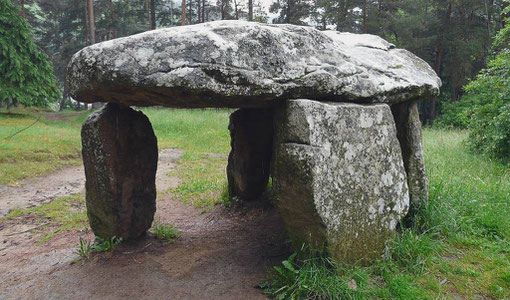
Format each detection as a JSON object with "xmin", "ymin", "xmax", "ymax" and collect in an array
[{"xmin": 0, "ymin": 149, "xmax": 288, "ymax": 299}]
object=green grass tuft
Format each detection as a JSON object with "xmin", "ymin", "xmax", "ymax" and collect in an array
[{"xmin": 151, "ymin": 220, "xmax": 180, "ymax": 243}]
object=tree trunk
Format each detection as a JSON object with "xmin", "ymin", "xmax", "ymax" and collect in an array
[
  {"xmin": 88, "ymin": 0, "xmax": 95, "ymax": 44},
  {"xmin": 145, "ymin": 0, "xmax": 151, "ymax": 30},
  {"xmin": 109, "ymin": 0, "xmax": 118, "ymax": 38},
  {"xmin": 286, "ymin": 0, "xmax": 293, "ymax": 23},
  {"xmin": 233, "ymin": 0, "xmax": 239, "ymax": 19},
  {"xmin": 150, "ymin": 0, "xmax": 156, "ymax": 29},
  {"xmin": 362, "ymin": 0, "xmax": 367, "ymax": 33},
  {"xmin": 84, "ymin": 0, "xmax": 89, "ymax": 44},
  {"xmin": 248, "ymin": 0, "xmax": 253, "ymax": 21},
  {"xmin": 221, "ymin": 0, "xmax": 225, "ymax": 20},
  {"xmin": 181, "ymin": 0, "xmax": 186, "ymax": 25},
  {"xmin": 202, "ymin": 0, "xmax": 205, "ymax": 22},
  {"xmin": 60, "ymin": 85, "xmax": 69, "ymax": 111},
  {"xmin": 336, "ymin": 0, "xmax": 347, "ymax": 31},
  {"xmin": 197, "ymin": 0, "xmax": 201, "ymax": 22},
  {"xmin": 428, "ymin": 2, "xmax": 452, "ymax": 125}
]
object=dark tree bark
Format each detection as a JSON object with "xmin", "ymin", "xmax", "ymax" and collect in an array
[
  {"xmin": 197, "ymin": 0, "xmax": 201, "ymax": 22},
  {"xmin": 87, "ymin": 0, "xmax": 95, "ymax": 44},
  {"xmin": 428, "ymin": 2, "xmax": 452, "ymax": 125},
  {"xmin": 150, "ymin": 0, "xmax": 156, "ymax": 29},
  {"xmin": 202, "ymin": 0, "xmax": 205, "ymax": 22},
  {"xmin": 221, "ymin": 0, "xmax": 226, "ymax": 20},
  {"xmin": 336, "ymin": 0, "xmax": 349, "ymax": 31},
  {"xmin": 181, "ymin": 0, "xmax": 186, "ymax": 25},
  {"xmin": 248, "ymin": 0, "xmax": 253, "ymax": 21},
  {"xmin": 233, "ymin": 0, "xmax": 239, "ymax": 19},
  {"xmin": 362, "ymin": 0, "xmax": 367, "ymax": 33},
  {"xmin": 84, "ymin": 0, "xmax": 89, "ymax": 44},
  {"xmin": 145, "ymin": 0, "xmax": 151, "ymax": 30}
]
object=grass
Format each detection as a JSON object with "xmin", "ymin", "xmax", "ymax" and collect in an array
[
  {"xmin": 0, "ymin": 107, "xmax": 232, "ymax": 206},
  {"xmin": 74, "ymin": 235, "xmax": 123, "ymax": 262},
  {"xmin": 151, "ymin": 220, "xmax": 180, "ymax": 243},
  {"xmin": 142, "ymin": 108, "xmax": 232, "ymax": 208},
  {"xmin": 1, "ymin": 193, "xmax": 88, "ymax": 243},
  {"xmin": 0, "ymin": 108, "xmax": 87, "ymax": 185},
  {"xmin": 263, "ymin": 129, "xmax": 510, "ymax": 299}
]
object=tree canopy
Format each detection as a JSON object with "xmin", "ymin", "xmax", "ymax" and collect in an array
[{"xmin": 0, "ymin": 0, "xmax": 60, "ymax": 107}]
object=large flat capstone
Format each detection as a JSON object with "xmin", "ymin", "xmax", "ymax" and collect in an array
[
  {"xmin": 272, "ymin": 99, "xmax": 409, "ymax": 265},
  {"xmin": 81, "ymin": 103, "xmax": 158, "ymax": 240},
  {"xmin": 67, "ymin": 21, "xmax": 440, "ymax": 108}
]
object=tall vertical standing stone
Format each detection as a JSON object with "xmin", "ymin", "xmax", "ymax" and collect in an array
[
  {"xmin": 226, "ymin": 108, "xmax": 274, "ymax": 201},
  {"xmin": 81, "ymin": 103, "xmax": 158, "ymax": 240},
  {"xmin": 391, "ymin": 100, "xmax": 430, "ymax": 219},
  {"xmin": 272, "ymin": 99, "xmax": 410, "ymax": 265}
]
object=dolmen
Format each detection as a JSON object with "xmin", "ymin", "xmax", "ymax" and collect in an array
[{"xmin": 67, "ymin": 20, "xmax": 441, "ymax": 265}]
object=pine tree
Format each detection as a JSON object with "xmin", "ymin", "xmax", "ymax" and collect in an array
[{"xmin": 0, "ymin": 0, "xmax": 60, "ymax": 107}]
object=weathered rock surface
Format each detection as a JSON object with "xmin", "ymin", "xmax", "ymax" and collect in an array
[
  {"xmin": 226, "ymin": 109, "xmax": 274, "ymax": 201},
  {"xmin": 391, "ymin": 100, "xmax": 429, "ymax": 219},
  {"xmin": 272, "ymin": 99, "xmax": 409, "ymax": 265},
  {"xmin": 67, "ymin": 21, "xmax": 441, "ymax": 108},
  {"xmin": 81, "ymin": 103, "xmax": 158, "ymax": 240}
]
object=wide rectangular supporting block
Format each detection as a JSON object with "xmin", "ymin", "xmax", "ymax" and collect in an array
[{"xmin": 272, "ymin": 99, "xmax": 410, "ymax": 265}]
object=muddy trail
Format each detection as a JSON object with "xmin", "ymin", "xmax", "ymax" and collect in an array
[{"xmin": 0, "ymin": 149, "xmax": 289, "ymax": 299}]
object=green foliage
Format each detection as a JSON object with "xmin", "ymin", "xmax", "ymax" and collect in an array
[
  {"xmin": 262, "ymin": 249, "xmax": 364, "ymax": 299},
  {"xmin": 93, "ymin": 236, "xmax": 122, "ymax": 252},
  {"xmin": 76, "ymin": 236, "xmax": 94, "ymax": 260},
  {"xmin": 73, "ymin": 235, "xmax": 122, "ymax": 262},
  {"xmin": 0, "ymin": 0, "xmax": 60, "ymax": 106},
  {"xmin": 463, "ymin": 19, "xmax": 510, "ymax": 161},
  {"xmin": 151, "ymin": 220, "xmax": 180, "ymax": 243}
]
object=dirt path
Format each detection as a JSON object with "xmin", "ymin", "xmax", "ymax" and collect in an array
[{"xmin": 0, "ymin": 149, "xmax": 288, "ymax": 299}]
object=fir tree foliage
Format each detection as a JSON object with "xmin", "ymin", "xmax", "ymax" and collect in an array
[{"xmin": 0, "ymin": 0, "xmax": 60, "ymax": 107}]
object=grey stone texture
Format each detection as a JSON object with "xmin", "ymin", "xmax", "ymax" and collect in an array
[
  {"xmin": 272, "ymin": 99, "xmax": 410, "ymax": 265},
  {"xmin": 226, "ymin": 109, "xmax": 274, "ymax": 201},
  {"xmin": 67, "ymin": 21, "xmax": 440, "ymax": 108},
  {"xmin": 81, "ymin": 103, "xmax": 158, "ymax": 240},
  {"xmin": 391, "ymin": 100, "xmax": 430, "ymax": 218}
]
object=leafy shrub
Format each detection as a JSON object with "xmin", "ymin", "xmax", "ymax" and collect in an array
[{"xmin": 465, "ymin": 48, "xmax": 510, "ymax": 161}]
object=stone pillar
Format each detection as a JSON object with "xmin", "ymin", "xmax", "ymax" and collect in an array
[
  {"xmin": 81, "ymin": 103, "xmax": 158, "ymax": 240},
  {"xmin": 272, "ymin": 99, "xmax": 409, "ymax": 265},
  {"xmin": 391, "ymin": 100, "xmax": 430, "ymax": 220},
  {"xmin": 226, "ymin": 108, "xmax": 274, "ymax": 201}
]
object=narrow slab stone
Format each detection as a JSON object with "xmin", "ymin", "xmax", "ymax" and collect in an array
[
  {"xmin": 391, "ymin": 100, "xmax": 429, "ymax": 219},
  {"xmin": 81, "ymin": 103, "xmax": 158, "ymax": 240},
  {"xmin": 67, "ymin": 21, "xmax": 441, "ymax": 108},
  {"xmin": 226, "ymin": 108, "xmax": 274, "ymax": 201},
  {"xmin": 272, "ymin": 99, "xmax": 409, "ymax": 265}
]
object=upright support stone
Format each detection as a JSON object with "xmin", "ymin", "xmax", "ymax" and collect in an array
[
  {"xmin": 272, "ymin": 99, "xmax": 410, "ymax": 265},
  {"xmin": 81, "ymin": 103, "xmax": 158, "ymax": 240},
  {"xmin": 391, "ymin": 100, "xmax": 430, "ymax": 219},
  {"xmin": 226, "ymin": 108, "xmax": 274, "ymax": 201}
]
